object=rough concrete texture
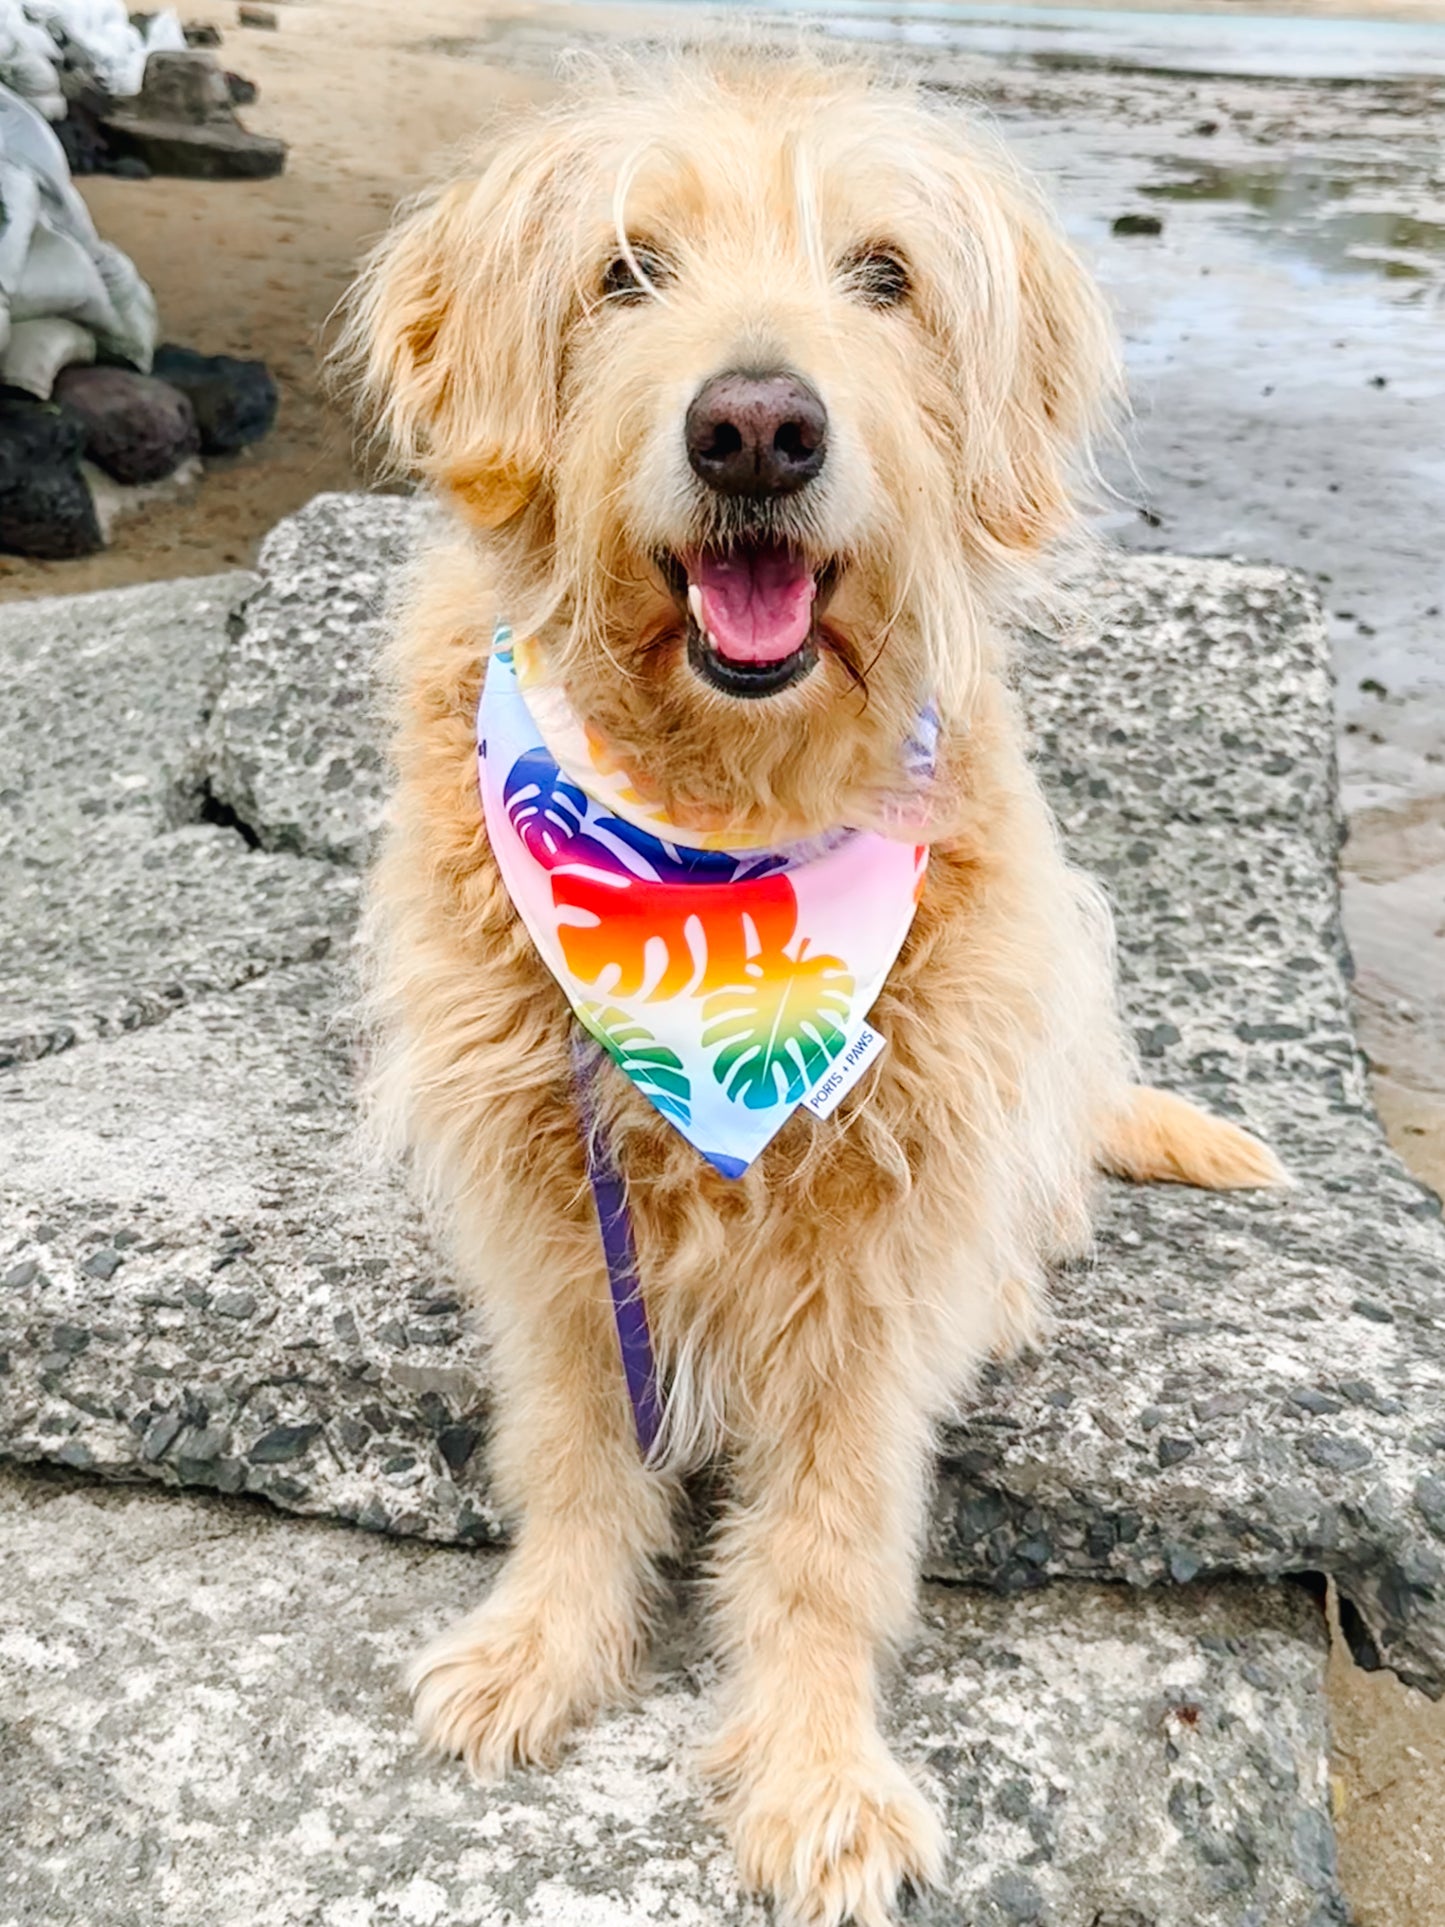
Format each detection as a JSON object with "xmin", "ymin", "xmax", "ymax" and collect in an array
[
  {"xmin": 203, "ymin": 493, "xmax": 425, "ymax": 865},
  {"xmin": 0, "ymin": 572, "xmax": 360, "ymax": 1068},
  {"xmin": 0, "ymin": 955, "xmax": 500, "ymax": 1545},
  {"xmin": 0, "ymin": 1467, "xmax": 1346, "ymax": 1927},
  {"xmin": 4, "ymin": 494, "xmax": 1444, "ymax": 1703}
]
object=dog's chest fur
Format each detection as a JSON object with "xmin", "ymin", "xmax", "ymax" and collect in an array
[{"xmin": 374, "ymin": 569, "xmax": 1116, "ymax": 1429}]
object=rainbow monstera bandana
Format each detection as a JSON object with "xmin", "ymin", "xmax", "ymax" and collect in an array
[{"xmin": 477, "ymin": 629, "xmax": 930, "ymax": 1178}]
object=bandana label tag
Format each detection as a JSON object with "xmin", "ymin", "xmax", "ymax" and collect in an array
[{"xmin": 804, "ymin": 1022, "xmax": 888, "ymax": 1120}]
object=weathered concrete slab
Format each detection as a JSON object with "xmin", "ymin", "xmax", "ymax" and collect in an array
[
  {"xmin": 3, "ymin": 494, "xmax": 1445, "ymax": 1703},
  {"xmin": 204, "ymin": 493, "xmax": 425, "ymax": 866},
  {"xmin": 0, "ymin": 574, "xmax": 359, "ymax": 1067},
  {"xmin": 0, "ymin": 958, "xmax": 498, "ymax": 1543},
  {"xmin": 0, "ymin": 1466, "xmax": 1346, "ymax": 1926}
]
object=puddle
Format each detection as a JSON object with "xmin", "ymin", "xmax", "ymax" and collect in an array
[{"xmin": 1140, "ymin": 163, "xmax": 1445, "ymax": 286}]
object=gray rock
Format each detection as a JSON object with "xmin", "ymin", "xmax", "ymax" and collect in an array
[
  {"xmin": 131, "ymin": 49, "xmax": 238, "ymax": 123},
  {"xmin": 0, "ymin": 1467, "xmax": 1346, "ymax": 1926},
  {"xmin": 2, "ymin": 494, "xmax": 1445, "ymax": 1710},
  {"xmin": 0, "ymin": 821, "xmax": 358, "ymax": 1069},
  {"xmin": 98, "ymin": 113, "xmax": 286, "ymax": 180},
  {"xmin": 0, "ymin": 571, "xmax": 247, "ymax": 838},
  {"xmin": 102, "ymin": 52, "xmax": 285, "ymax": 180},
  {"xmin": 0, "ymin": 956, "xmax": 494, "ymax": 1535},
  {"xmin": 52, "ymin": 366, "xmax": 200, "ymax": 485}
]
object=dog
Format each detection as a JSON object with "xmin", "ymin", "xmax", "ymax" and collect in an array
[{"xmin": 343, "ymin": 52, "xmax": 1283, "ymax": 1927}]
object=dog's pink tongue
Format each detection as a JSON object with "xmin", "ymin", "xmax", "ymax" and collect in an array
[{"xmin": 693, "ymin": 544, "xmax": 816, "ymax": 664}]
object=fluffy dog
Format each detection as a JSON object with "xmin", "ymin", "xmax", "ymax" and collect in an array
[{"xmin": 344, "ymin": 53, "xmax": 1282, "ymax": 1927}]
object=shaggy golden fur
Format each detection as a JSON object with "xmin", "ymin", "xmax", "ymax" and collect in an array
[{"xmin": 343, "ymin": 53, "xmax": 1284, "ymax": 1927}]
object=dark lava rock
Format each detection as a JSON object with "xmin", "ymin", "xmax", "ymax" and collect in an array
[
  {"xmin": 0, "ymin": 396, "xmax": 102, "ymax": 560},
  {"xmin": 238, "ymin": 3, "xmax": 278, "ymax": 26},
  {"xmin": 1113, "ymin": 212, "xmax": 1165, "ymax": 238},
  {"xmin": 183, "ymin": 20, "xmax": 223, "ymax": 46},
  {"xmin": 152, "ymin": 344, "xmax": 278, "ymax": 454},
  {"xmin": 225, "ymin": 71, "xmax": 258, "ymax": 107},
  {"xmin": 53, "ymin": 367, "xmax": 199, "ymax": 485},
  {"xmin": 101, "ymin": 51, "xmax": 285, "ymax": 180},
  {"xmin": 52, "ymin": 93, "xmax": 114, "ymax": 177}
]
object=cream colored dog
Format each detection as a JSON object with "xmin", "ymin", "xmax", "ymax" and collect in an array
[{"xmin": 344, "ymin": 53, "xmax": 1282, "ymax": 1927}]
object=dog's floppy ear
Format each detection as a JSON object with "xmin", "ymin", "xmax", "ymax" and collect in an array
[
  {"xmin": 343, "ymin": 131, "xmax": 579, "ymax": 528},
  {"xmin": 972, "ymin": 193, "xmax": 1118, "ymax": 554},
  {"xmin": 925, "ymin": 142, "xmax": 1120, "ymax": 557}
]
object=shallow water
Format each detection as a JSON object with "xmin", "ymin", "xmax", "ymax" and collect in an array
[
  {"xmin": 787, "ymin": 0, "xmax": 1445, "ymax": 80},
  {"xmin": 1138, "ymin": 163, "xmax": 1445, "ymax": 283}
]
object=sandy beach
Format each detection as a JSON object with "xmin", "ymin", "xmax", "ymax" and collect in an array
[
  {"xmin": 0, "ymin": 0, "xmax": 549, "ymax": 597},
  {"xmin": 2, "ymin": 1, "xmax": 1443, "ymax": 1918}
]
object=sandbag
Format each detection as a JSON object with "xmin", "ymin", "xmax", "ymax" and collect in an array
[{"xmin": 0, "ymin": 81, "xmax": 157, "ymax": 392}]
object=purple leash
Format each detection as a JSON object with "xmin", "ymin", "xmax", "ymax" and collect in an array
[{"xmin": 572, "ymin": 1031, "xmax": 663, "ymax": 1458}]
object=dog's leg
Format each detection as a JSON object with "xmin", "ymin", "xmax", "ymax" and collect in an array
[
  {"xmin": 408, "ymin": 1281, "xmax": 677, "ymax": 1779},
  {"xmin": 703, "ymin": 1322, "xmax": 945, "ymax": 1927}
]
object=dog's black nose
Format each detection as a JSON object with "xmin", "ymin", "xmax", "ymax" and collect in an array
[{"xmin": 685, "ymin": 371, "xmax": 828, "ymax": 497}]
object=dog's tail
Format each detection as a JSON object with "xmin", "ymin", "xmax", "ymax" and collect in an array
[{"xmin": 1098, "ymin": 1085, "xmax": 1288, "ymax": 1191}]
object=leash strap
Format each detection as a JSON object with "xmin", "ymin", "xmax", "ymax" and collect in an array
[{"xmin": 571, "ymin": 1031, "xmax": 663, "ymax": 1458}]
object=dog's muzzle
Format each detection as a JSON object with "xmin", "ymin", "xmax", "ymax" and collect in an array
[{"xmin": 669, "ymin": 370, "xmax": 834, "ymax": 697}]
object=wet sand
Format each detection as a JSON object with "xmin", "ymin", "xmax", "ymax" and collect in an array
[{"xmin": 1, "ymin": 2, "xmax": 1442, "ymax": 1919}]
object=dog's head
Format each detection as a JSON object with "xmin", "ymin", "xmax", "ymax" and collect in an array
[{"xmin": 347, "ymin": 56, "xmax": 1117, "ymax": 840}]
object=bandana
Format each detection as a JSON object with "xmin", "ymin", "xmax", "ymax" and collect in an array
[{"xmin": 477, "ymin": 628, "xmax": 930, "ymax": 1178}]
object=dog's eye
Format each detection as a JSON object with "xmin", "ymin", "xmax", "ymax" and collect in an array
[
  {"xmin": 840, "ymin": 246, "xmax": 911, "ymax": 309},
  {"xmin": 601, "ymin": 245, "xmax": 670, "ymax": 305}
]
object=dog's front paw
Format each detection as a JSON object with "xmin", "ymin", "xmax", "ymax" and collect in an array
[
  {"xmin": 712, "ymin": 1736, "xmax": 945, "ymax": 1927},
  {"xmin": 407, "ymin": 1598, "xmax": 633, "ymax": 1781}
]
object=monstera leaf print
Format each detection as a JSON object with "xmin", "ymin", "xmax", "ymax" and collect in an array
[
  {"xmin": 505, "ymin": 746, "xmax": 787, "ymax": 888},
  {"xmin": 555, "ymin": 870, "xmax": 800, "ymax": 1001},
  {"xmin": 586, "ymin": 817, "xmax": 791, "ymax": 884},
  {"xmin": 578, "ymin": 1004, "xmax": 691, "ymax": 1124},
  {"xmin": 504, "ymin": 750, "xmax": 620, "ymax": 873},
  {"xmin": 701, "ymin": 947, "xmax": 854, "ymax": 1110}
]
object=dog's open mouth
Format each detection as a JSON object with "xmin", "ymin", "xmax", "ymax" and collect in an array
[{"xmin": 661, "ymin": 543, "xmax": 838, "ymax": 698}]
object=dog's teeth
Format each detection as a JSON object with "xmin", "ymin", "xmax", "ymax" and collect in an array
[{"xmin": 687, "ymin": 585, "xmax": 704, "ymax": 627}]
